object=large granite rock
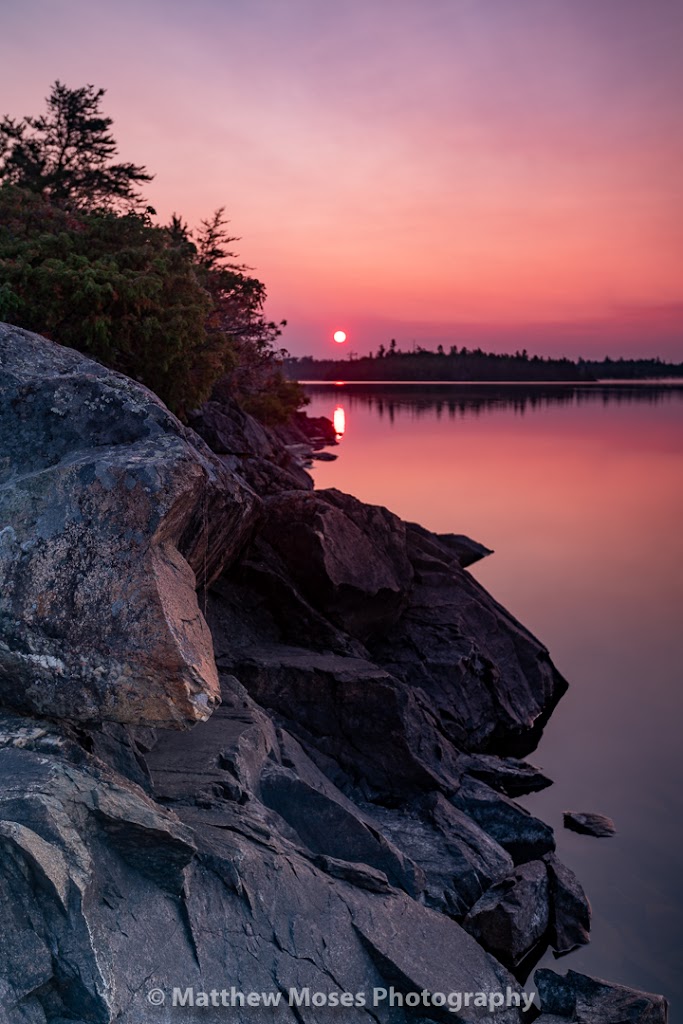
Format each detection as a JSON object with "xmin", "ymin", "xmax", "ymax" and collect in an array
[
  {"xmin": 371, "ymin": 522, "xmax": 568, "ymax": 756},
  {"xmin": 0, "ymin": 326, "xmax": 665, "ymax": 1022},
  {"xmin": 0, "ymin": 324, "xmax": 257, "ymax": 727},
  {"xmin": 0, "ymin": 710, "xmax": 527, "ymax": 1024},
  {"xmin": 258, "ymin": 488, "xmax": 414, "ymax": 640}
]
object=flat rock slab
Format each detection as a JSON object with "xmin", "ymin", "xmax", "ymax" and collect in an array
[
  {"xmin": 351, "ymin": 892, "xmax": 523, "ymax": 1024},
  {"xmin": 451, "ymin": 776, "xmax": 556, "ymax": 864},
  {"xmin": 563, "ymin": 812, "xmax": 616, "ymax": 838},
  {"xmin": 460, "ymin": 753, "xmax": 553, "ymax": 797}
]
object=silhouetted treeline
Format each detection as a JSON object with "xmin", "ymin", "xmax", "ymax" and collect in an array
[
  {"xmin": 285, "ymin": 343, "xmax": 683, "ymax": 382},
  {"xmin": 584, "ymin": 356, "xmax": 683, "ymax": 379}
]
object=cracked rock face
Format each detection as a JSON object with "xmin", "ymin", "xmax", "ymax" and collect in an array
[
  {"xmin": 0, "ymin": 327, "xmax": 668, "ymax": 1023},
  {"xmin": 0, "ymin": 324, "xmax": 257, "ymax": 727},
  {"xmin": 0, "ymin": 707, "xmax": 525, "ymax": 1024}
]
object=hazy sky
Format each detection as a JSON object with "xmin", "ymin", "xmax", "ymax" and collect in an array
[{"xmin": 2, "ymin": 0, "xmax": 682, "ymax": 357}]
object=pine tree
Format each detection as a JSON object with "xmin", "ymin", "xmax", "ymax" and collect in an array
[{"xmin": 0, "ymin": 81, "xmax": 152, "ymax": 210}]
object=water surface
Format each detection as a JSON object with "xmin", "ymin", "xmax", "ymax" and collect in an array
[{"xmin": 304, "ymin": 381, "xmax": 683, "ymax": 1014}]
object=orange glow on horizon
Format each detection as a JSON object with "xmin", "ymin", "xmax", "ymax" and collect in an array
[{"xmin": 2, "ymin": 1, "xmax": 681, "ymax": 357}]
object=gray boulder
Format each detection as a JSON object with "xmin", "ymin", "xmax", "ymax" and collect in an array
[
  {"xmin": 460, "ymin": 752, "xmax": 552, "ymax": 796},
  {"xmin": 0, "ymin": 715, "xmax": 196, "ymax": 1023},
  {"xmin": 145, "ymin": 673, "xmax": 423, "ymax": 896},
  {"xmin": 0, "ymin": 324, "xmax": 257, "ymax": 727},
  {"xmin": 535, "ymin": 968, "xmax": 668, "ymax": 1024},
  {"xmin": 462, "ymin": 860, "xmax": 549, "ymax": 968},
  {"xmin": 544, "ymin": 853, "xmax": 591, "ymax": 955},
  {"xmin": 260, "ymin": 763, "xmax": 423, "ymax": 896},
  {"xmin": 190, "ymin": 397, "xmax": 315, "ymax": 493},
  {"xmin": 258, "ymin": 488, "xmax": 414, "ymax": 640},
  {"xmin": 351, "ymin": 893, "xmax": 521, "ymax": 1024},
  {"xmin": 218, "ymin": 643, "xmax": 461, "ymax": 799},
  {"xmin": 371, "ymin": 522, "xmax": 568, "ymax": 756},
  {"xmin": 451, "ymin": 775, "xmax": 556, "ymax": 863}
]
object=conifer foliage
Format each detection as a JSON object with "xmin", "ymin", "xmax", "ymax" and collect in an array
[
  {"xmin": 0, "ymin": 83, "xmax": 303, "ymax": 421},
  {"xmin": 0, "ymin": 82, "xmax": 152, "ymax": 210}
]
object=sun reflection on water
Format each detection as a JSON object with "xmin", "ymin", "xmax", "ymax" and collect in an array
[{"xmin": 333, "ymin": 405, "xmax": 346, "ymax": 437}]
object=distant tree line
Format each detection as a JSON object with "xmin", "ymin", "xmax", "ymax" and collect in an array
[
  {"xmin": 583, "ymin": 356, "xmax": 683, "ymax": 380},
  {"xmin": 286, "ymin": 342, "xmax": 683, "ymax": 383},
  {"xmin": 0, "ymin": 82, "xmax": 304, "ymax": 421}
]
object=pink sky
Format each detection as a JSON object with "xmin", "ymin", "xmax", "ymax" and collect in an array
[{"xmin": 2, "ymin": 0, "xmax": 682, "ymax": 358}]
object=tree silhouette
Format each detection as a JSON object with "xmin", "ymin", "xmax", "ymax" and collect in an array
[{"xmin": 0, "ymin": 81, "xmax": 152, "ymax": 210}]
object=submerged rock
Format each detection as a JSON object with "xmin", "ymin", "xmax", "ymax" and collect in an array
[{"xmin": 563, "ymin": 811, "xmax": 616, "ymax": 838}]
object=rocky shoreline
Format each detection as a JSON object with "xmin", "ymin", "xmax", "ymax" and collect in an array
[{"xmin": 0, "ymin": 323, "xmax": 668, "ymax": 1023}]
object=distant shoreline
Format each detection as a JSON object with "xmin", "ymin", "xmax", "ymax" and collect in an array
[{"xmin": 285, "ymin": 348, "xmax": 683, "ymax": 384}]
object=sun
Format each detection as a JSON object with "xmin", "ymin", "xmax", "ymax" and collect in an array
[{"xmin": 333, "ymin": 330, "xmax": 347, "ymax": 344}]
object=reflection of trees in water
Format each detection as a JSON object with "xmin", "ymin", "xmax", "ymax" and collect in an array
[{"xmin": 304, "ymin": 383, "xmax": 683, "ymax": 421}]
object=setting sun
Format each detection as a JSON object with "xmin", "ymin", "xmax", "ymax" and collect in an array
[{"xmin": 333, "ymin": 330, "xmax": 347, "ymax": 344}]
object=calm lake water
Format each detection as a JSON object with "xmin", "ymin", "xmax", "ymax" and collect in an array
[{"xmin": 304, "ymin": 381, "xmax": 683, "ymax": 1015}]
